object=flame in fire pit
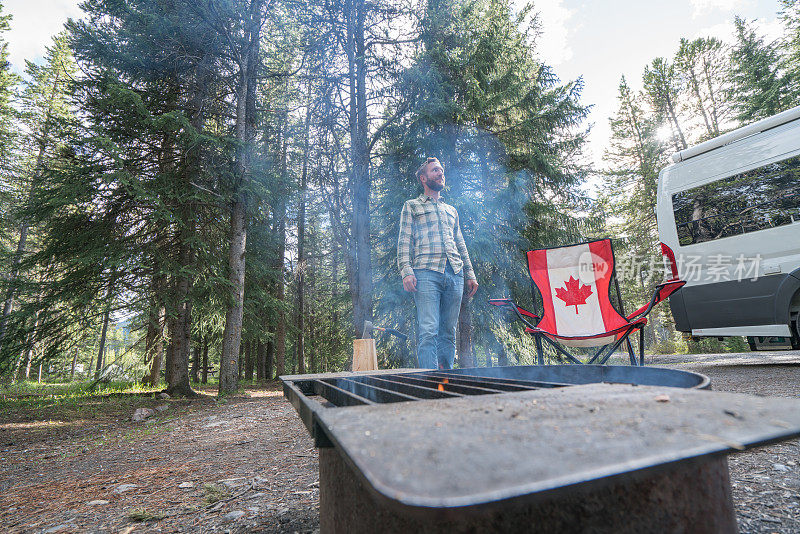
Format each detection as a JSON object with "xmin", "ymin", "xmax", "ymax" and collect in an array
[{"xmin": 437, "ymin": 384, "xmax": 444, "ymax": 391}]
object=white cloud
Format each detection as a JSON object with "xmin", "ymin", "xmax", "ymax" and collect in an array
[
  {"xmin": 694, "ymin": 17, "xmax": 785, "ymax": 45},
  {"xmin": 533, "ymin": 0, "xmax": 575, "ymax": 65},
  {"xmin": 5, "ymin": 0, "xmax": 83, "ymax": 72},
  {"xmin": 512, "ymin": 0, "xmax": 575, "ymax": 65},
  {"xmin": 690, "ymin": 0, "xmax": 750, "ymax": 19}
]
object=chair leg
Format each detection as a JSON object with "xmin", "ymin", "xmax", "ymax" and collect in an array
[
  {"xmin": 540, "ymin": 335, "xmax": 583, "ymax": 365},
  {"xmin": 626, "ymin": 337, "xmax": 637, "ymax": 366},
  {"xmin": 587, "ymin": 345, "xmax": 607, "ymax": 365},
  {"xmin": 534, "ymin": 334, "xmax": 545, "ymax": 366},
  {"xmin": 639, "ymin": 327, "xmax": 645, "ymax": 366},
  {"xmin": 625, "ymin": 337, "xmax": 636, "ymax": 365},
  {"xmin": 599, "ymin": 327, "xmax": 636, "ymax": 365}
]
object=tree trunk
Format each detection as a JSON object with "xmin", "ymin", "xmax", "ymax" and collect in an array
[
  {"xmin": 94, "ymin": 285, "xmax": 113, "ymax": 380},
  {"xmin": 702, "ymin": 58, "xmax": 721, "ymax": 135},
  {"xmin": 220, "ymin": 7, "xmax": 261, "ymax": 395},
  {"xmin": 296, "ymin": 83, "xmax": 312, "ymax": 375},
  {"xmin": 245, "ymin": 340, "xmax": 254, "ymax": 380},
  {"xmin": 201, "ymin": 336, "xmax": 209, "ymax": 384},
  {"xmin": 164, "ymin": 313, "xmax": 176, "ymax": 386},
  {"xmin": 19, "ymin": 343, "xmax": 32, "ymax": 381},
  {"xmin": 144, "ymin": 306, "xmax": 165, "ymax": 387},
  {"xmin": 347, "ymin": 0, "xmax": 373, "ymax": 340},
  {"xmin": 274, "ymin": 116, "xmax": 289, "ymax": 378},
  {"xmin": 266, "ymin": 338, "xmax": 275, "ymax": 380},
  {"xmin": 17, "ymin": 309, "xmax": 39, "ymax": 381},
  {"xmin": 70, "ymin": 347, "xmax": 78, "ymax": 379},
  {"xmin": 191, "ymin": 340, "xmax": 200, "ymax": 383},
  {"xmin": 456, "ymin": 296, "xmax": 475, "ymax": 368},
  {"xmin": 143, "ymin": 271, "xmax": 165, "ymax": 386},
  {"xmin": 497, "ymin": 344, "xmax": 509, "ymax": 367},
  {"xmin": 25, "ymin": 348, "xmax": 34, "ymax": 379},
  {"xmin": 687, "ymin": 67, "xmax": 713, "ymax": 136},
  {"xmin": 256, "ymin": 340, "xmax": 266, "ymax": 381}
]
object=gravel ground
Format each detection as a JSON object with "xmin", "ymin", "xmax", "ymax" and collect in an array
[
  {"xmin": 1, "ymin": 351, "xmax": 798, "ymax": 533},
  {"xmin": 650, "ymin": 351, "xmax": 800, "ymax": 533}
]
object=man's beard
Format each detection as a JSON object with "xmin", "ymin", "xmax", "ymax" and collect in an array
[{"xmin": 425, "ymin": 178, "xmax": 444, "ymax": 191}]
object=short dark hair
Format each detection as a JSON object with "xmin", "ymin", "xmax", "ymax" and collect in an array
[{"xmin": 416, "ymin": 157, "xmax": 441, "ymax": 180}]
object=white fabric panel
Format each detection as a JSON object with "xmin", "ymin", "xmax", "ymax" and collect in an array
[
  {"xmin": 559, "ymin": 334, "xmax": 616, "ymax": 348},
  {"xmin": 546, "ymin": 244, "xmax": 606, "ymax": 336}
]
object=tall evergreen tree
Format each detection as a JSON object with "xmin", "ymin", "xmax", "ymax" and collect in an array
[
  {"xmin": 674, "ymin": 37, "xmax": 730, "ymax": 139},
  {"xmin": 0, "ymin": 32, "xmax": 75, "ymax": 364},
  {"xmin": 643, "ymin": 57, "xmax": 687, "ymax": 151},
  {"xmin": 728, "ymin": 16, "xmax": 792, "ymax": 123},
  {"xmin": 375, "ymin": 0, "xmax": 591, "ymax": 366},
  {"xmin": 779, "ymin": 0, "xmax": 800, "ymax": 99}
]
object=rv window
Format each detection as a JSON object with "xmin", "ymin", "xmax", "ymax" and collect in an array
[{"xmin": 672, "ymin": 154, "xmax": 800, "ymax": 246}]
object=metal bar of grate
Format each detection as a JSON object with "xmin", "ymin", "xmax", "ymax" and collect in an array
[
  {"xmin": 313, "ymin": 380, "xmax": 375, "ymax": 407},
  {"xmin": 349, "ymin": 376, "xmax": 463, "ymax": 399},
  {"xmin": 420, "ymin": 371, "xmax": 571, "ymax": 389},
  {"xmin": 406, "ymin": 373, "xmax": 539, "ymax": 392},
  {"xmin": 328, "ymin": 377, "xmax": 422, "ymax": 404},
  {"xmin": 381, "ymin": 374, "xmax": 514, "ymax": 395}
]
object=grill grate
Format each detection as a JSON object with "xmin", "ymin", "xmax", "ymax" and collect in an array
[
  {"xmin": 282, "ymin": 365, "xmax": 712, "ymax": 448},
  {"xmin": 291, "ymin": 369, "xmax": 570, "ymax": 408}
]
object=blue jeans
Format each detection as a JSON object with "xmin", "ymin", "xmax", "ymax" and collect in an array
[{"xmin": 413, "ymin": 264, "xmax": 464, "ymax": 369}]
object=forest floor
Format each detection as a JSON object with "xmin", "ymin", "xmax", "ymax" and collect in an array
[{"xmin": 0, "ymin": 351, "xmax": 798, "ymax": 533}]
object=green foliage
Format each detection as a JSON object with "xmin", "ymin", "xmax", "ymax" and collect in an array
[
  {"xmin": 127, "ymin": 508, "xmax": 166, "ymax": 522},
  {"xmin": 728, "ymin": 16, "xmax": 792, "ymax": 124},
  {"xmin": 202, "ymin": 483, "xmax": 230, "ymax": 504},
  {"xmin": 374, "ymin": 0, "xmax": 592, "ymax": 366},
  {"xmin": 0, "ymin": 379, "xmax": 160, "ymax": 411},
  {"xmin": 779, "ymin": 0, "xmax": 800, "ymax": 99}
]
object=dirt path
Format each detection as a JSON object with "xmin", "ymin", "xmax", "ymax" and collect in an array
[
  {"xmin": 1, "ymin": 353, "xmax": 799, "ymax": 533},
  {"xmin": 1, "ymin": 387, "xmax": 320, "ymax": 533}
]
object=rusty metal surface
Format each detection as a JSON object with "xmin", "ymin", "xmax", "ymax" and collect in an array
[
  {"xmin": 312, "ymin": 383, "xmax": 800, "ymax": 514},
  {"xmin": 319, "ymin": 446, "xmax": 737, "ymax": 532}
]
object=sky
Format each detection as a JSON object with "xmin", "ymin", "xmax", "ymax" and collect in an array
[
  {"xmin": 528, "ymin": 0, "xmax": 785, "ymax": 172},
  {"xmin": 3, "ymin": 0, "xmax": 787, "ymax": 173}
]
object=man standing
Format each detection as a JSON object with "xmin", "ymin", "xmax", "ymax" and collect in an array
[{"xmin": 398, "ymin": 157, "xmax": 479, "ymax": 369}]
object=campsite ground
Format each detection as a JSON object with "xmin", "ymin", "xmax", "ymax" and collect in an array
[{"xmin": 1, "ymin": 351, "xmax": 798, "ymax": 533}]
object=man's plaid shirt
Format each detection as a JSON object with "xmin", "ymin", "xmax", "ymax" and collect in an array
[{"xmin": 397, "ymin": 194, "xmax": 476, "ymax": 281}]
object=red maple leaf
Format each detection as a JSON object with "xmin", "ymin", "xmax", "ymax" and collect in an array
[{"xmin": 554, "ymin": 276, "xmax": 593, "ymax": 314}]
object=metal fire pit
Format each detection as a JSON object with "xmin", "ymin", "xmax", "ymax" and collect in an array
[{"xmin": 282, "ymin": 366, "xmax": 800, "ymax": 533}]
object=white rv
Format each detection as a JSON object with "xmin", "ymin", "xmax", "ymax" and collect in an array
[{"xmin": 656, "ymin": 106, "xmax": 800, "ymax": 350}]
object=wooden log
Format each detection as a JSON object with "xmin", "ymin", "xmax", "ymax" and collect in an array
[{"xmin": 352, "ymin": 339, "xmax": 378, "ymax": 372}]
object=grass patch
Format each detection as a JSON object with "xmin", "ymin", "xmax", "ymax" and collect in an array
[
  {"xmin": 0, "ymin": 380, "xmax": 169, "ymax": 430},
  {"xmin": 127, "ymin": 507, "xmax": 166, "ymax": 522},
  {"xmin": 202, "ymin": 483, "xmax": 230, "ymax": 504},
  {"xmin": 0, "ymin": 380, "xmax": 161, "ymax": 410}
]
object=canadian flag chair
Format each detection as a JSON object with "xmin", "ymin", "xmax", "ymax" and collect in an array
[{"xmin": 489, "ymin": 239, "xmax": 685, "ymax": 366}]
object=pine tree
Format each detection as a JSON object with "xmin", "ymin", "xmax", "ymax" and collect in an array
[
  {"xmin": 0, "ymin": 32, "xmax": 75, "ymax": 365},
  {"xmin": 643, "ymin": 57, "xmax": 687, "ymax": 151},
  {"xmin": 674, "ymin": 37, "xmax": 730, "ymax": 139},
  {"xmin": 375, "ymin": 0, "xmax": 591, "ymax": 366},
  {"xmin": 599, "ymin": 76, "xmax": 673, "ymax": 348},
  {"xmin": 728, "ymin": 16, "xmax": 792, "ymax": 124},
  {"xmin": 779, "ymin": 0, "xmax": 800, "ymax": 99}
]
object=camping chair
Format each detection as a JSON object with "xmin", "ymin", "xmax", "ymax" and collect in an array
[{"xmin": 489, "ymin": 238, "xmax": 685, "ymax": 366}]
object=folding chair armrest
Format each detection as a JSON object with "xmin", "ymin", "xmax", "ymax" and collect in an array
[
  {"xmin": 488, "ymin": 298, "xmax": 539, "ymax": 329},
  {"xmin": 626, "ymin": 280, "xmax": 687, "ymax": 321}
]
